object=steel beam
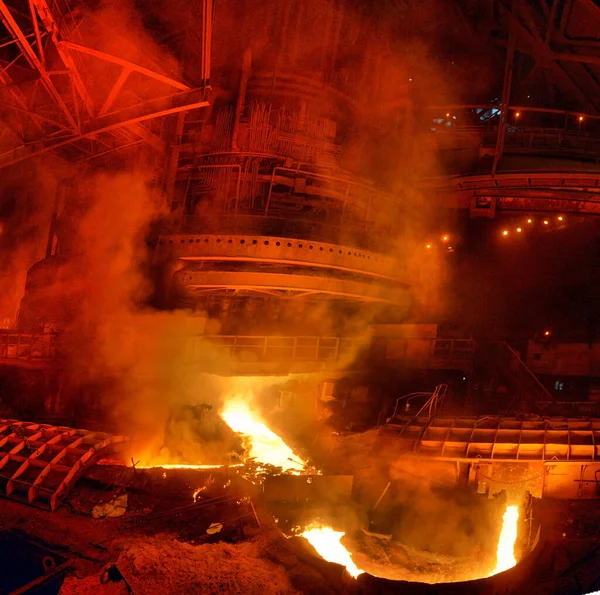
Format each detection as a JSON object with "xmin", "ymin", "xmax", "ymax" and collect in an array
[
  {"xmin": 30, "ymin": 0, "xmax": 95, "ymax": 117},
  {"xmin": 554, "ymin": 52, "xmax": 600, "ymax": 67},
  {"xmin": 492, "ymin": 0, "xmax": 518, "ymax": 177},
  {"xmin": 515, "ymin": 4, "xmax": 599, "ymax": 112},
  {"xmin": 0, "ymin": 66, "xmax": 45, "ymax": 135},
  {"xmin": 432, "ymin": 170, "xmax": 600, "ymax": 213},
  {"xmin": 158, "ymin": 233, "xmax": 399, "ymax": 280},
  {"xmin": 175, "ymin": 270, "xmax": 408, "ymax": 303},
  {"xmin": 130, "ymin": 123, "xmax": 166, "ymax": 153},
  {"xmin": 27, "ymin": 0, "xmax": 43, "ymax": 64},
  {"xmin": 57, "ymin": 40, "xmax": 191, "ymax": 91},
  {"xmin": 0, "ymin": 0, "xmax": 77, "ymax": 129},
  {"xmin": 0, "ymin": 89, "xmax": 208, "ymax": 168},
  {"xmin": 99, "ymin": 68, "xmax": 131, "ymax": 116}
]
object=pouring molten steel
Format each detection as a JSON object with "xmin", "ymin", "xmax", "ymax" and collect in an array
[
  {"xmin": 300, "ymin": 524, "xmax": 364, "ymax": 579},
  {"xmin": 491, "ymin": 504, "xmax": 519, "ymax": 575},
  {"xmin": 221, "ymin": 399, "xmax": 308, "ymax": 473}
]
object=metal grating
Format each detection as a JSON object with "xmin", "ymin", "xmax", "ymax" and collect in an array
[
  {"xmin": 383, "ymin": 416, "xmax": 600, "ymax": 463},
  {"xmin": 0, "ymin": 420, "xmax": 127, "ymax": 510}
]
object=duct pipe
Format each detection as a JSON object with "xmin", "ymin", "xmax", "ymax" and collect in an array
[{"xmin": 231, "ymin": 48, "xmax": 252, "ymax": 151}]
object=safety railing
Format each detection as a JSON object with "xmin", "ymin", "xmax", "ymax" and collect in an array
[
  {"xmin": 197, "ymin": 335, "xmax": 369, "ymax": 363},
  {"xmin": 430, "ymin": 339, "xmax": 475, "ymax": 368},
  {"xmin": 425, "ymin": 105, "xmax": 600, "ymax": 160},
  {"xmin": 0, "ymin": 331, "xmax": 476, "ymax": 370},
  {"xmin": 0, "ymin": 332, "xmax": 58, "ymax": 363},
  {"xmin": 178, "ymin": 162, "xmax": 416, "ymax": 247}
]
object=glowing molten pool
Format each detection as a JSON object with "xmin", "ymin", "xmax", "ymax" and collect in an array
[
  {"xmin": 491, "ymin": 505, "xmax": 519, "ymax": 575},
  {"xmin": 221, "ymin": 399, "xmax": 308, "ymax": 473},
  {"xmin": 300, "ymin": 525, "xmax": 364, "ymax": 579}
]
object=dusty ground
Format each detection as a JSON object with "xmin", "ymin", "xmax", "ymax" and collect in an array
[
  {"xmin": 59, "ymin": 533, "xmax": 297, "ymax": 595},
  {"xmin": 0, "ymin": 466, "xmax": 343, "ymax": 595},
  {"xmin": 2, "ymin": 463, "xmax": 600, "ymax": 595}
]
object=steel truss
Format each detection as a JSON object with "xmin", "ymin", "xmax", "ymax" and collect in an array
[{"xmin": 0, "ymin": 0, "xmax": 211, "ymax": 168}]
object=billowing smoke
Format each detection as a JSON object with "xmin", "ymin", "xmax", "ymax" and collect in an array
[
  {"xmin": 0, "ymin": 0, "xmax": 497, "ymax": 459},
  {"xmin": 45, "ymin": 169, "xmax": 242, "ymax": 462}
]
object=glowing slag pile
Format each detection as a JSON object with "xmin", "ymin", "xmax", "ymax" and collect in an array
[
  {"xmin": 491, "ymin": 505, "xmax": 519, "ymax": 575},
  {"xmin": 300, "ymin": 525, "xmax": 364, "ymax": 579},
  {"xmin": 221, "ymin": 399, "xmax": 308, "ymax": 473}
]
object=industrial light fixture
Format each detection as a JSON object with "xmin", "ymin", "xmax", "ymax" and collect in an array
[
  {"xmin": 516, "ymin": 227, "xmax": 522, "ymax": 232},
  {"xmin": 558, "ymin": 216, "xmax": 563, "ymax": 221},
  {"xmin": 446, "ymin": 113, "xmax": 450, "ymax": 118},
  {"xmin": 544, "ymin": 330, "xmax": 551, "ymax": 337},
  {"xmin": 442, "ymin": 235, "xmax": 449, "ymax": 242},
  {"xmin": 579, "ymin": 116, "xmax": 584, "ymax": 122},
  {"xmin": 527, "ymin": 219, "xmax": 532, "ymax": 223},
  {"xmin": 543, "ymin": 220, "xmax": 549, "ymax": 225},
  {"xmin": 515, "ymin": 111, "xmax": 520, "ymax": 118},
  {"xmin": 502, "ymin": 230, "xmax": 509, "ymax": 236},
  {"xmin": 426, "ymin": 243, "xmax": 431, "ymax": 249}
]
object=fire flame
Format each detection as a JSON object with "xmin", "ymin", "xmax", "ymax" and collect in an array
[
  {"xmin": 491, "ymin": 505, "xmax": 519, "ymax": 575},
  {"xmin": 192, "ymin": 486, "xmax": 206, "ymax": 502},
  {"xmin": 300, "ymin": 525, "xmax": 364, "ymax": 579},
  {"xmin": 221, "ymin": 399, "xmax": 308, "ymax": 473}
]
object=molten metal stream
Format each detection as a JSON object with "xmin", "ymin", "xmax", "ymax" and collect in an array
[
  {"xmin": 491, "ymin": 505, "xmax": 519, "ymax": 575},
  {"xmin": 300, "ymin": 525, "xmax": 364, "ymax": 579},
  {"xmin": 221, "ymin": 399, "xmax": 308, "ymax": 472}
]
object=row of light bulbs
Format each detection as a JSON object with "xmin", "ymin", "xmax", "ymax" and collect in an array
[
  {"xmin": 501, "ymin": 215, "xmax": 564, "ymax": 237},
  {"xmin": 425, "ymin": 215, "xmax": 567, "ymax": 250},
  {"xmin": 443, "ymin": 110, "xmax": 586, "ymax": 123}
]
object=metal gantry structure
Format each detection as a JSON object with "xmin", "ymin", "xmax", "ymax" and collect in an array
[
  {"xmin": 8, "ymin": 0, "xmax": 600, "ymax": 334},
  {"xmin": 0, "ymin": 0, "xmax": 211, "ymax": 171}
]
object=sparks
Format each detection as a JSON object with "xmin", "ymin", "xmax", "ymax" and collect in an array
[
  {"xmin": 491, "ymin": 505, "xmax": 519, "ymax": 575},
  {"xmin": 193, "ymin": 486, "xmax": 206, "ymax": 502},
  {"xmin": 221, "ymin": 399, "xmax": 308, "ymax": 473},
  {"xmin": 300, "ymin": 525, "xmax": 364, "ymax": 579}
]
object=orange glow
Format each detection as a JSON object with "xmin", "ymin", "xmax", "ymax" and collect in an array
[
  {"xmin": 543, "ymin": 220, "xmax": 549, "ymax": 225},
  {"xmin": 527, "ymin": 219, "xmax": 532, "ymax": 223},
  {"xmin": 426, "ymin": 243, "xmax": 431, "ymax": 249},
  {"xmin": 515, "ymin": 111, "xmax": 520, "ymax": 118},
  {"xmin": 300, "ymin": 525, "xmax": 363, "ymax": 579},
  {"xmin": 221, "ymin": 398, "xmax": 308, "ymax": 473},
  {"xmin": 442, "ymin": 235, "xmax": 449, "ymax": 242},
  {"xmin": 558, "ymin": 216, "xmax": 563, "ymax": 221},
  {"xmin": 446, "ymin": 112, "xmax": 450, "ymax": 118},
  {"xmin": 544, "ymin": 330, "xmax": 551, "ymax": 336},
  {"xmin": 490, "ymin": 505, "xmax": 519, "ymax": 575},
  {"xmin": 193, "ymin": 486, "xmax": 206, "ymax": 502},
  {"xmin": 136, "ymin": 462, "xmax": 244, "ymax": 470},
  {"xmin": 579, "ymin": 116, "xmax": 584, "ymax": 122},
  {"xmin": 516, "ymin": 227, "xmax": 522, "ymax": 232},
  {"xmin": 502, "ymin": 230, "xmax": 508, "ymax": 236}
]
